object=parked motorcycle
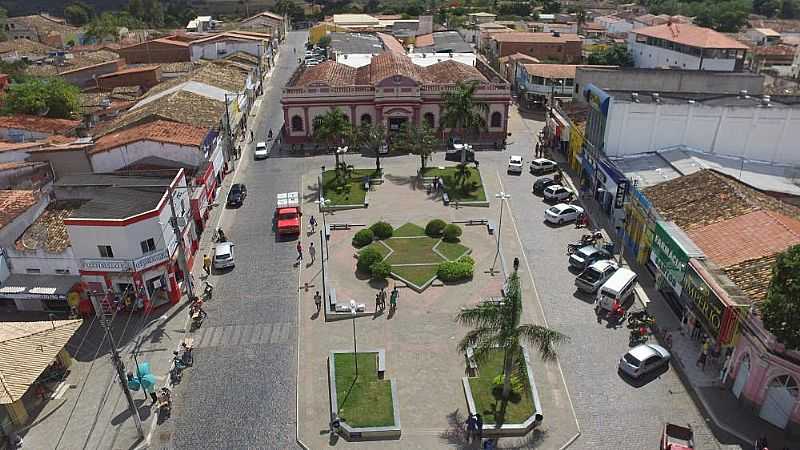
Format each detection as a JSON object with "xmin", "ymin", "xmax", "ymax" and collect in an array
[
  {"xmin": 567, "ymin": 231, "xmax": 604, "ymax": 254},
  {"xmin": 629, "ymin": 326, "xmax": 651, "ymax": 346}
]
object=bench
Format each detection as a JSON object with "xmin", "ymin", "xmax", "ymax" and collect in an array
[
  {"xmin": 487, "ymin": 221, "xmax": 496, "ymax": 235},
  {"xmin": 376, "ymin": 350, "xmax": 386, "ymax": 379},
  {"xmin": 466, "ymin": 218, "xmax": 488, "ymax": 226},
  {"xmin": 466, "ymin": 346, "xmax": 478, "ymax": 377},
  {"xmin": 329, "ymin": 223, "xmax": 350, "ymax": 230},
  {"xmin": 443, "ymin": 192, "xmax": 450, "ymax": 205},
  {"xmin": 325, "ymin": 224, "xmax": 332, "ymax": 241}
]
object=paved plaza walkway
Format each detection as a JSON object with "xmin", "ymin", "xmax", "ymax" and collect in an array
[{"xmin": 296, "ymin": 159, "xmax": 580, "ymax": 448}]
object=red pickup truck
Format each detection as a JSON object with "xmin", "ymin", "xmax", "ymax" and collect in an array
[{"xmin": 275, "ymin": 192, "xmax": 301, "ymax": 235}]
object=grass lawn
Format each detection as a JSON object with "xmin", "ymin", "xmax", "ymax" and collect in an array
[
  {"xmin": 393, "ymin": 223, "xmax": 425, "ymax": 237},
  {"xmin": 363, "ymin": 241, "xmax": 391, "ymax": 258},
  {"xmin": 422, "ymin": 166, "xmax": 487, "ymax": 202},
  {"xmin": 322, "ymin": 168, "xmax": 380, "ymax": 206},
  {"xmin": 335, "ymin": 352, "xmax": 394, "ymax": 428},
  {"xmin": 468, "ymin": 348, "xmax": 535, "ymax": 425},
  {"xmin": 384, "ymin": 237, "xmax": 445, "ymax": 265},
  {"xmin": 436, "ymin": 241, "xmax": 470, "ymax": 261},
  {"xmin": 391, "ymin": 265, "xmax": 439, "ymax": 287}
]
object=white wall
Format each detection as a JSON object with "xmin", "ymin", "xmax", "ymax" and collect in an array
[
  {"xmin": 597, "ymin": 18, "xmax": 633, "ymax": 34},
  {"xmin": 603, "ymin": 99, "xmax": 800, "ymax": 165},
  {"xmin": 407, "ymin": 53, "xmax": 476, "ymax": 67},
  {"xmin": 335, "ymin": 53, "xmax": 374, "ymax": 68},
  {"xmin": 5, "ymin": 247, "xmax": 79, "ymax": 275},
  {"xmin": 628, "ymin": 39, "xmax": 737, "ymax": 71},
  {"xmin": 90, "ymin": 141, "xmax": 204, "ymax": 173},
  {"xmin": 190, "ymin": 39, "xmax": 264, "ymax": 61}
]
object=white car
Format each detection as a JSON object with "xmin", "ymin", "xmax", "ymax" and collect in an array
[
  {"xmin": 254, "ymin": 141, "xmax": 269, "ymax": 159},
  {"xmin": 507, "ymin": 155, "xmax": 523, "ymax": 174},
  {"xmin": 213, "ymin": 241, "xmax": 235, "ymax": 269},
  {"xmin": 543, "ymin": 184, "xmax": 573, "ymax": 202},
  {"xmin": 619, "ymin": 344, "xmax": 671, "ymax": 378},
  {"xmin": 544, "ymin": 203, "xmax": 584, "ymax": 224},
  {"xmin": 530, "ymin": 158, "xmax": 558, "ymax": 175}
]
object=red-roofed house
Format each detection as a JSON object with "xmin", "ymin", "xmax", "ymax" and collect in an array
[
  {"xmin": 116, "ymin": 36, "xmax": 192, "ymax": 64},
  {"xmin": 97, "ymin": 65, "xmax": 162, "ymax": 91},
  {"xmin": 239, "ymin": 11, "xmax": 286, "ymax": 39},
  {"xmin": 188, "ymin": 31, "xmax": 270, "ymax": 62},
  {"xmin": 282, "ymin": 52, "xmax": 511, "ymax": 145},
  {"xmin": 629, "ymin": 23, "xmax": 749, "ymax": 71},
  {"xmin": 0, "ymin": 116, "xmax": 80, "ymax": 141}
]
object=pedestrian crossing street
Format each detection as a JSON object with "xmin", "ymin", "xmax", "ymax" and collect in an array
[{"xmin": 191, "ymin": 322, "xmax": 292, "ymax": 349}]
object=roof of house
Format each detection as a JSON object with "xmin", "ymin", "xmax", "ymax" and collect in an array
[
  {"xmin": 0, "ymin": 141, "xmax": 48, "ymax": 153},
  {"xmin": 6, "ymin": 14, "xmax": 78, "ymax": 35},
  {"xmin": 15, "ymin": 200, "xmax": 83, "ymax": 253},
  {"xmin": 0, "ymin": 319, "xmax": 83, "ymax": 405},
  {"xmin": 24, "ymin": 50, "xmax": 121, "ymax": 77},
  {"xmin": 751, "ymin": 43, "xmax": 796, "ymax": 56},
  {"xmin": 642, "ymin": 169, "xmax": 800, "ymax": 231},
  {"xmin": 469, "ymin": 12, "xmax": 497, "ymax": 17},
  {"xmin": 0, "ymin": 115, "xmax": 80, "ymax": 134},
  {"xmin": 91, "ymin": 120, "xmax": 207, "ymax": 154},
  {"xmin": 0, "ymin": 38, "xmax": 55, "ymax": 56},
  {"xmin": 722, "ymin": 254, "xmax": 778, "ymax": 303},
  {"xmin": 415, "ymin": 33, "xmax": 434, "ymax": 47},
  {"xmin": 0, "ymin": 161, "xmax": 48, "ymax": 172},
  {"xmin": 190, "ymin": 31, "xmax": 270, "ymax": 45},
  {"xmin": 0, "ymin": 190, "xmax": 40, "ymax": 230},
  {"xmin": 753, "ymin": 27, "xmax": 781, "ymax": 36},
  {"xmin": 632, "ymin": 23, "xmax": 749, "ymax": 50},
  {"xmin": 118, "ymin": 36, "xmax": 191, "ymax": 52},
  {"xmin": 413, "ymin": 31, "xmax": 473, "ymax": 53},
  {"xmin": 748, "ymin": 19, "xmax": 800, "ymax": 33},
  {"xmin": 490, "ymin": 32, "xmax": 582, "ymax": 43},
  {"xmin": 521, "ymin": 64, "xmax": 579, "ymax": 78},
  {"xmin": 376, "ymin": 32, "xmax": 406, "ymax": 54},
  {"xmin": 97, "ymin": 65, "xmax": 161, "ymax": 79},
  {"xmin": 241, "ymin": 10, "xmax": 284, "ymax": 22},
  {"xmin": 329, "ymin": 32, "xmax": 385, "ymax": 54},
  {"xmin": 333, "ymin": 14, "xmax": 381, "ymax": 25},
  {"xmin": 501, "ymin": 52, "xmax": 541, "ymax": 63},
  {"xmin": 56, "ymin": 173, "xmax": 176, "ymax": 220},
  {"xmin": 687, "ymin": 210, "xmax": 800, "ymax": 268},
  {"xmin": 290, "ymin": 52, "xmax": 487, "ymax": 87}
]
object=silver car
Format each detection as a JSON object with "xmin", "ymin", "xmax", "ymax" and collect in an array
[
  {"xmin": 213, "ymin": 241, "xmax": 235, "ymax": 269},
  {"xmin": 575, "ymin": 260, "xmax": 619, "ymax": 293},
  {"xmin": 619, "ymin": 343, "xmax": 670, "ymax": 378}
]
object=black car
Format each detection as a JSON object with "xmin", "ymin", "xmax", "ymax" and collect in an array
[
  {"xmin": 227, "ymin": 183, "xmax": 247, "ymax": 207},
  {"xmin": 445, "ymin": 148, "xmax": 475, "ymax": 163},
  {"xmin": 532, "ymin": 177, "xmax": 556, "ymax": 195}
]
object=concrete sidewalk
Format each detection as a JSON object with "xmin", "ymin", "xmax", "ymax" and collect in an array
[{"xmin": 538, "ymin": 112, "xmax": 793, "ymax": 449}]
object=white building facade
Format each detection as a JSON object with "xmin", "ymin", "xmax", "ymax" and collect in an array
[{"xmin": 628, "ymin": 24, "xmax": 748, "ymax": 71}]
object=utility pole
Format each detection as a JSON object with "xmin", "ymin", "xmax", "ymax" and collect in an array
[
  {"xmin": 167, "ymin": 187, "xmax": 196, "ymax": 301},
  {"xmin": 223, "ymin": 93, "xmax": 235, "ymax": 161},
  {"xmin": 89, "ymin": 293, "xmax": 144, "ymax": 439}
]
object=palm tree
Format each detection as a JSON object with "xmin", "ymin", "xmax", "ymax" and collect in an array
[
  {"xmin": 313, "ymin": 108, "xmax": 353, "ymax": 176},
  {"xmin": 456, "ymin": 270, "xmax": 567, "ymax": 424},
  {"xmin": 356, "ymin": 123, "xmax": 387, "ymax": 173},
  {"xmin": 394, "ymin": 123, "xmax": 437, "ymax": 173},
  {"xmin": 439, "ymin": 80, "xmax": 489, "ymax": 184}
]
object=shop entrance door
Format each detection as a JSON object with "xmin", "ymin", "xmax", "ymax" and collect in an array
[{"xmin": 732, "ymin": 355, "xmax": 749, "ymax": 399}]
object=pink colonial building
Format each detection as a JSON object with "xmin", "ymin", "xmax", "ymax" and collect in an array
[{"xmin": 281, "ymin": 52, "xmax": 511, "ymax": 145}]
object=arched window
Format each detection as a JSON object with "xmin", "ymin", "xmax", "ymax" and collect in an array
[
  {"xmin": 423, "ymin": 112, "xmax": 435, "ymax": 128},
  {"xmin": 291, "ymin": 115, "xmax": 304, "ymax": 132},
  {"xmin": 490, "ymin": 111, "xmax": 502, "ymax": 128},
  {"xmin": 360, "ymin": 114, "xmax": 372, "ymax": 125}
]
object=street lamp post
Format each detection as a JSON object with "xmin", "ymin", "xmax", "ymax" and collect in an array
[
  {"xmin": 349, "ymin": 300, "xmax": 359, "ymax": 380},
  {"xmin": 489, "ymin": 192, "xmax": 511, "ymax": 276}
]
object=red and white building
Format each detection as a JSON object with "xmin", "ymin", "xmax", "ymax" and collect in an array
[
  {"xmin": 281, "ymin": 52, "xmax": 511, "ymax": 145},
  {"xmin": 56, "ymin": 170, "xmax": 196, "ymax": 312}
]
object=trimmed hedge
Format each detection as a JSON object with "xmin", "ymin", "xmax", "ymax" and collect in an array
[
  {"xmin": 425, "ymin": 219, "xmax": 447, "ymax": 237},
  {"xmin": 442, "ymin": 223, "xmax": 463, "ymax": 242},
  {"xmin": 370, "ymin": 221, "xmax": 394, "ymax": 239},
  {"xmin": 352, "ymin": 228, "xmax": 374, "ymax": 248},
  {"xmin": 357, "ymin": 247, "xmax": 384, "ymax": 274},
  {"xmin": 437, "ymin": 255, "xmax": 475, "ymax": 282},
  {"xmin": 370, "ymin": 261, "xmax": 392, "ymax": 280}
]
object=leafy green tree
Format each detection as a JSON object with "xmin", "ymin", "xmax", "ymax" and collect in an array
[
  {"xmin": 394, "ymin": 122, "xmax": 437, "ymax": 171},
  {"xmin": 3, "ymin": 77, "xmax": 80, "ymax": 119},
  {"xmin": 440, "ymin": 80, "xmax": 488, "ymax": 181},
  {"xmin": 760, "ymin": 245, "xmax": 800, "ymax": 349},
  {"xmin": 587, "ymin": 44, "xmax": 634, "ymax": 67},
  {"xmin": 781, "ymin": 0, "xmax": 799, "ymax": 18},
  {"xmin": 456, "ymin": 271, "xmax": 567, "ymax": 419},
  {"xmin": 542, "ymin": 0, "xmax": 562, "ymax": 13},
  {"xmin": 355, "ymin": 123, "xmax": 386, "ymax": 172},
  {"xmin": 313, "ymin": 108, "xmax": 353, "ymax": 175},
  {"xmin": 318, "ymin": 35, "xmax": 332, "ymax": 48},
  {"xmin": 754, "ymin": 0, "xmax": 781, "ymax": 16},
  {"xmin": 65, "ymin": 2, "xmax": 94, "ymax": 26},
  {"xmin": 0, "ymin": 7, "xmax": 7, "ymax": 40}
]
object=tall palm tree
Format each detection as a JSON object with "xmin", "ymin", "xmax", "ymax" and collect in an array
[
  {"xmin": 440, "ymin": 80, "xmax": 489, "ymax": 184},
  {"xmin": 394, "ymin": 123, "xmax": 437, "ymax": 173},
  {"xmin": 313, "ymin": 108, "xmax": 353, "ymax": 175},
  {"xmin": 456, "ymin": 270, "xmax": 567, "ymax": 424}
]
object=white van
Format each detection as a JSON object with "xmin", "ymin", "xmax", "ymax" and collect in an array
[{"xmin": 595, "ymin": 267, "xmax": 637, "ymax": 311}]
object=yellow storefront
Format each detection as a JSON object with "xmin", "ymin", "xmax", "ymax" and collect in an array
[
  {"xmin": 568, "ymin": 124, "xmax": 584, "ymax": 172},
  {"xmin": 624, "ymin": 189, "xmax": 656, "ymax": 265}
]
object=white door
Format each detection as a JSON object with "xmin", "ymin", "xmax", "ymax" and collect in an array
[
  {"xmin": 732, "ymin": 356, "xmax": 749, "ymax": 399},
  {"xmin": 759, "ymin": 375, "xmax": 799, "ymax": 429}
]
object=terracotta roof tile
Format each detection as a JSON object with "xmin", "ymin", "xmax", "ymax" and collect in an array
[
  {"xmin": 642, "ymin": 169, "xmax": 800, "ymax": 230},
  {"xmin": 0, "ymin": 115, "xmax": 80, "ymax": 135},
  {"xmin": 0, "ymin": 190, "xmax": 40, "ymax": 230},
  {"xmin": 633, "ymin": 23, "xmax": 749, "ymax": 49},
  {"xmin": 376, "ymin": 32, "xmax": 405, "ymax": 53},
  {"xmin": 15, "ymin": 200, "xmax": 82, "ymax": 253},
  {"xmin": 415, "ymin": 33, "xmax": 434, "ymax": 47},
  {"xmin": 97, "ymin": 65, "xmax": 160, "ymax": 78},
  {"xmin": 0, "ymin": 38, "xmax": 54, "ymax": 56},
  {"xmin": 687, "ymin": 210, "xmax": 800, "ymax": 267},
  {"xmin": 521, "ymin": 64, "xmax": 578, "ymax": 79},
  {"xmin": 425, "ymin": 60, "xmax": 485, "ymax": 83},
  {"xmin": 723, "ymin": 254, "xmax": 778, "ymax": 303},
  {"xmin": 91, "ymin": 120, "xmax": 207, "ymax": 154},
  {"xmin": 0, "ymin": 161, "xmax": 48, "ymax": 172},
  {"xmin": 292, "ymin": 61, "xmax": 358, "ymax": 86}
]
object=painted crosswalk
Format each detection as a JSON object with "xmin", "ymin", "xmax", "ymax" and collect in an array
[{"xmin": 191, "ymin": 322, "xmax": 292, "ymax": 349}]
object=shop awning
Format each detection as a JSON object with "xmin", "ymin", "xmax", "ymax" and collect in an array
[
  {"xmin": 0, "ymin": 274, "xmax": 81, "ymax": 301},
  {"xmin": 0, "ymin": 319, "xmax": 83, "ymax": 404}
]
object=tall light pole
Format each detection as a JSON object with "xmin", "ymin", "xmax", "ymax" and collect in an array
[
  {"xmin": 349, "ymin": 300, "xmax": 359, "ymax": 380},
  {"xmin": 489, "ymin": 192, "xmax": 511, "ymax": 276}
]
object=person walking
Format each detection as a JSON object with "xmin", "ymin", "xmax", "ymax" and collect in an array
[
  {"xmin": 390, "ymin": 286, "xmax": 398, "ymax": 311},
  {"xmin": 309, "ymin": 242, "xmax": 316, "ymax": 263},
  {"xmin": 309, "ymin": 215, "xmax": 317, "ymax": 233},
  {"xmin": 250, "ymin": 130, "xmax": 254, "ymax": 142},
  {"xmin": 375, "ymin": 293, "xmax": 382, "ymax": 312},
  {"xmin": 202, "ymin": 254, "xmax": 211, "ymax": 275},
  {"xmin": 314, "ymin": 291, "xmax": 322, "ymax": 313},
  {"xmin": 465, "ymin": 414, "xmax": 477, "ymax": 442},
  {"xmin": 379, "ymin": 287, "xmax": 387, "ymax": 310},
  {"xmin": 475, "ymin": 413, "xmax": 483, "ymax": 439},
  {"xmin": 296, "ymin": 242, "xmax": 303, "ymax": 261}
]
